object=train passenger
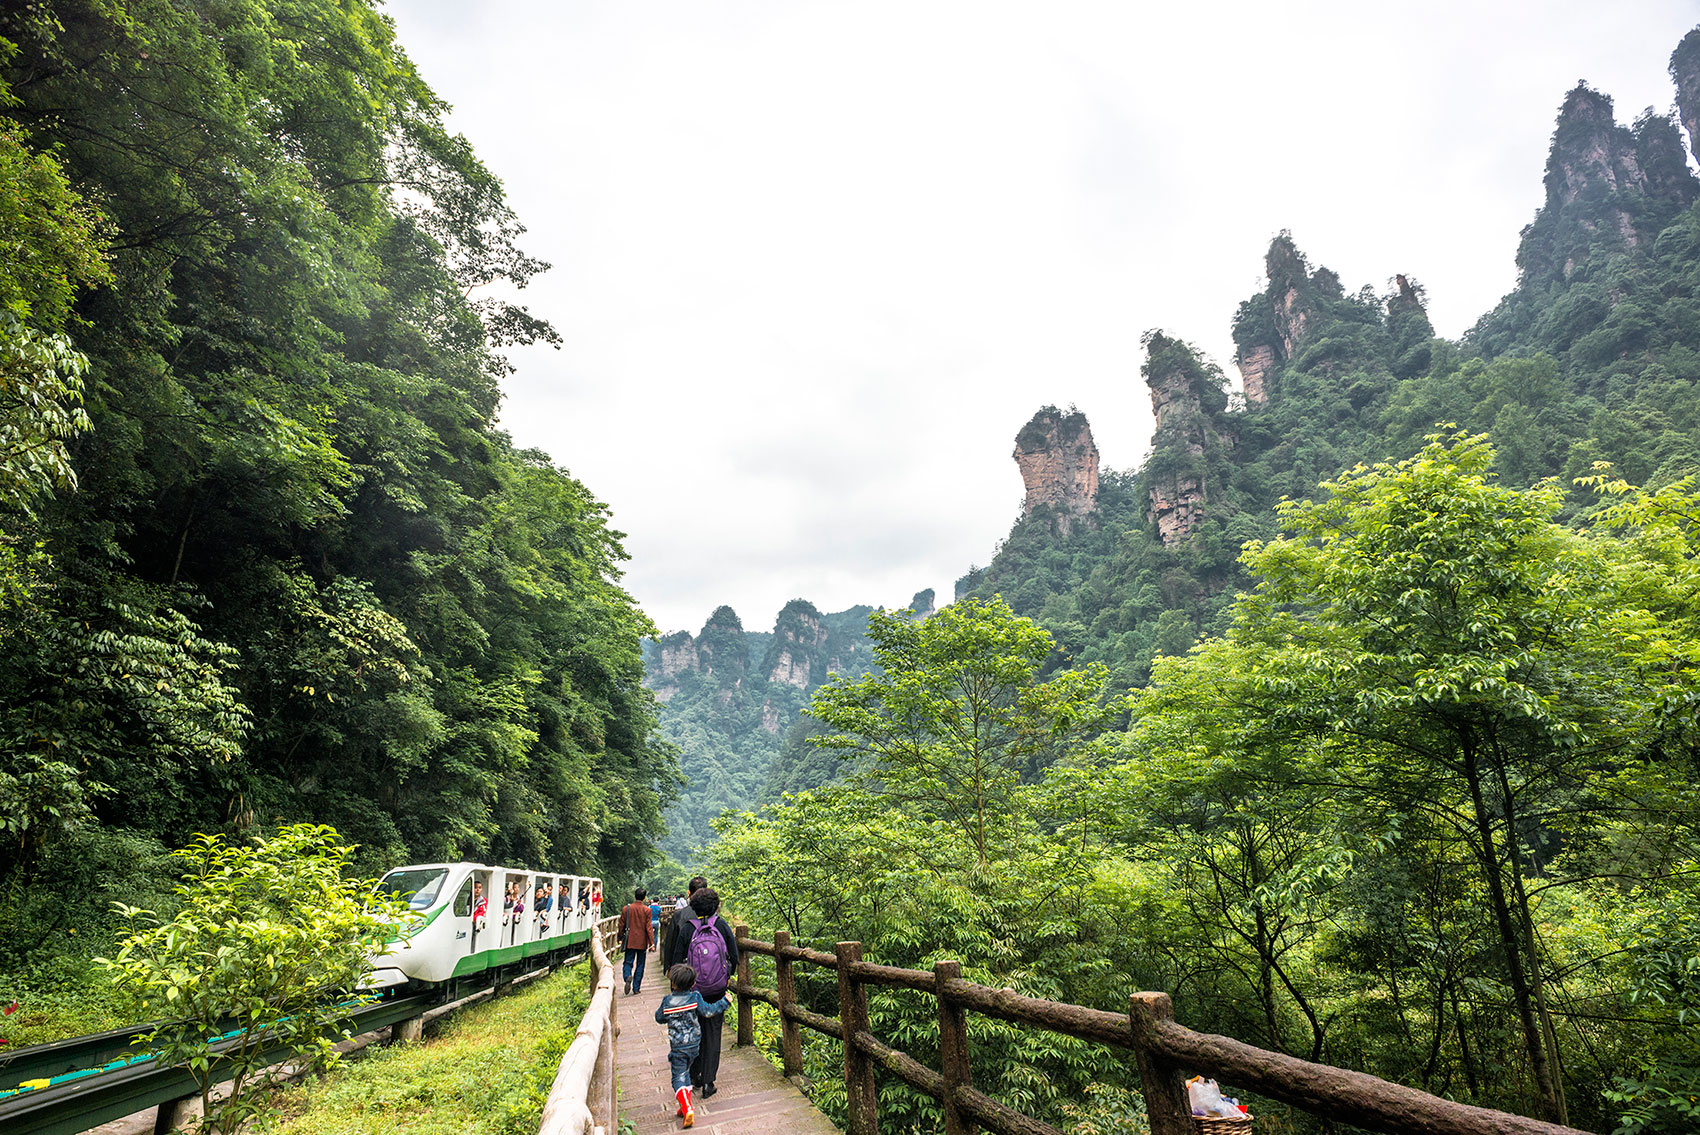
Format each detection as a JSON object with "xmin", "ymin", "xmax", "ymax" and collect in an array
[
  {"xmin": 535, "ymin": 882, "xmax": 553, "ymax": 932},
  {"xmin": 472, "ymin": 881, "xmax": 488, "ymax": 931},
  {"xmin": 655, "ymin": 963, "xmax": 730, "ymax": 1129},
  {"xmin": 622, "ymin": 886, "xmax": 655, "ymax": 994}
]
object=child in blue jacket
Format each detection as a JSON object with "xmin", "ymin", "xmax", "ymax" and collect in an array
[{"xmin": 654, "ymin": 963, "xmax": 730, "ymax": 1127}]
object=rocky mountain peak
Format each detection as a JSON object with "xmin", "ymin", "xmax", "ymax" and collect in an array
[
  {"xmin": 1231, "ymin": 234, "xmax": 1345, "ymax": 403},
  {"xmin": 763, "ymin": 599, "xmax": 827, "ymax": 689},
  {"xmin": 697, "ymin": 605, "xmax": 748, "ymax": 684},
  {"xmin": 1142, "ymin": 333, "xmax": 1228, "ymax": 546},
  {"xmin": 1519, "ymin": 84, "xmax": 1699, "ymax": 280},
  {"xmin": 647, "ymin": 630, "xmax": 699, "ymax": 701},
  {"xmin": 1674, "ymin": 28, "xmax": 1700, "ymax": 165},
  {"xmin": 1013, "ymin": 406, "xmax": 1100, "ymax": 536},
  {"xmin": 1545, "ymin": 85, "xmax": 1646, "ymax": 209}
]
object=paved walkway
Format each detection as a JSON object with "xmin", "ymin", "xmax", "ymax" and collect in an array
[{"xmin": 613, "ymin": 981, "xmax": 839, "ymax": 1135}]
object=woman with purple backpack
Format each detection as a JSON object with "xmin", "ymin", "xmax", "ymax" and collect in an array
[{"xmin": 668, "ymin": 886, "xmax": 738, "ymax": 1097}]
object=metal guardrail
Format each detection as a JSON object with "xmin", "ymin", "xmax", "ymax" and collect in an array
[
  {"xmin": 0, "ymin": 1020, "xmax": 167, "ymax": 1093},
  {"xmin": 0, "ymin": 994, "xmax": 433, "ymax": 1135},
  {"xmin": 536, "ymin": 913, "xmax": 621, "ymax": 1135},
  {"xmin": 0, "ymin": 924, "xmax": 609, "ymax": 1135}
]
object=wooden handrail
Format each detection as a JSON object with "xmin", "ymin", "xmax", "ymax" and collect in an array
[
  {"xmin": 536, "ymin": 914, "xmax": 622, "ymax": 1135},
  {"xmin": 729, "ymin": 926, "xmax": 1598, "ymax": 1135}
]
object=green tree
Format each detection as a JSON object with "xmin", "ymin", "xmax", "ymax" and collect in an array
[
  {"xmin": 808, "ymin": 597, "xmax": 1113, "ymax": 866},
  {"xmin": 1157, "ymin": 432, "xmax": 1684, "ymax": 1124},
  {"xmin": 98, "ymin": 824, "xmax": 409, "ymax": 1133}
]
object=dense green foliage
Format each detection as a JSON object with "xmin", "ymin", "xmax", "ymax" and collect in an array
[
  {"xmin": 703, "ymin": 40, "xmax": 1700, "ymax": 1135},
  {"xmin": 717, "ymin": 445, "xmax": 1700, "ymax": 1134},
  {"xmin": 0, "ymin": 0, "xmax": 673, "ymax": 990},
  {"xmin": 809, "ymin": 597, "xmax": 1113, "ymax": 864},
  {"xmin": 98, "ymin": 825, "xmax": 413, "ymax": 1133}
]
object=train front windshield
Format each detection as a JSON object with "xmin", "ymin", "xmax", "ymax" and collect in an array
[{"xmin": 378, "ymin": 867, "xmax": 450, "ymax": 910}]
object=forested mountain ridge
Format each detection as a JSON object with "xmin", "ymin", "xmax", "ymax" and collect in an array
[
  {"xmin": 959, "ymin": 54, "xmax": 1700, "ymax": 693},
  {"xmin": 642, "ymin": 592, "xmax": 935, "ymax": 862},
  {"xmin": 652, "ymin": 40, "xmax": 1700, "ymax": 857},
  {"xmin": 0, "ymin": 0, "xmax": 675, "ymax": 963}
]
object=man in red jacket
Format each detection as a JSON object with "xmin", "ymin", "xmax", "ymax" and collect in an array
[{"xmin": 621, "ymin": 886, "xmax": 655, "ymax": 995}]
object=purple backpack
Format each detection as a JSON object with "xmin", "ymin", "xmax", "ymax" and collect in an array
[{"xmin": 687, "ymin": 914, "xmax": 730, "ymax": 993}]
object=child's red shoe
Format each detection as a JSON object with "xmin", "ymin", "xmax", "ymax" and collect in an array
[{"xmin": 676, "ymin": 1085, "xmax": 693, "ymax": 1123}]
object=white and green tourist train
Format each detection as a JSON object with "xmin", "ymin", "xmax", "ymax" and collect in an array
[{"xmin": 368, "ymin": 863, "xmax": 604, "ymax": 991}]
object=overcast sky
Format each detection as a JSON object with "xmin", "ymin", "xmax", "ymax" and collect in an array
[{"xmin": 389, "ymin": 0, "xmax": 1698, "ymax": 636}]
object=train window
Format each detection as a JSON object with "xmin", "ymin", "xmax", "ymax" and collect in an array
[
  {"xmin": 378, "ymin": 867, "xmax": 449, "ymax": 910},
  {"xmin": 453, "ymin": 876, "xmax": 475, "ymax": 917}
]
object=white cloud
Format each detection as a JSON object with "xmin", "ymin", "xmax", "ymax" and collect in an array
[{"xmin": 390, "ymin": 0, "xmax": 1699, "ymax": 633}]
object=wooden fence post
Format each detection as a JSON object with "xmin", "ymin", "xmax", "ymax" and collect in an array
[
  {"xmin": 935, "ymin": 960, "xmax": 976, "ymax": 1135},
  {"xmin": 837, "ymin": 941, "xmax": 879, "ymax": 1135},
  {"xmin": 774, "ymin": 929, "xmax": 804, "ymax": 1078},
  {"xmin": 735, "ymin": 923, "xmax": 754, "ymax": 1047},
  {"xmin": 1129, "ymin": 992, "xmax": 1192, "ymax": 1135}
]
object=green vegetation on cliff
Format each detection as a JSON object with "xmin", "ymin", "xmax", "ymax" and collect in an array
[
  {"xmin": 961, "ymin": 84, "xmax": 1700, "ymax": 696},
  {"xmin": 643, "ymin": 596, "xmax": 916, "ymax": 862}
]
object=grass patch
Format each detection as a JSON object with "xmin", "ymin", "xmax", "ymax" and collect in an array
[
  {"xmin": 268, "ymin": 964, "xmax": 593, "ymax": 1135},
  {"xmin": 1, "ymin": 956, "xmax": 133, "ymax": 1047}
]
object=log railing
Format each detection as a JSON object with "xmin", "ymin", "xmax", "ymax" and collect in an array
[
  {"xmin": 729, "ymin": 924, "xmax": 1597, "ymax": 1135},
  {"xmin": 536, "ymin": 914, "xmax": 622, "ymax": 1135}
]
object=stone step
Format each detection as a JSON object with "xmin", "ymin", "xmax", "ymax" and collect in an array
[{"xmin": 614, "ymin": 1003, "xmax": 839, "ymax": 1135}]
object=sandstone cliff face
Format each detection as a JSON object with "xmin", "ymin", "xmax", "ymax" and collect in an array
[
  {"xmin": 764, "ymin": 600, "xmax": 828, "ymax": 689},
  {"xmin": 1148, "ymin": 474, "xmax": 1208, "ymax": 545},
  {"xmin": 658, "ymin": 631, "xmax": 698, "ymax": 678},
  {"xmin": 649, "ymin": 630, "xmax": 699, "ymax": 702},
  {"xmin": 1546, "ymin": 86, "xmax": 1647, "ymax": 211},
  {"xmin": 1229, "ymin": 234, "xmax": 1338, "ymax": 402},
  {"xmin": 908, "ymin": 588, "xmax": 937, "ymax": 620},
  {"xmin": 1013, "ymin": 407, "xmax": 1099, "ymax": 536},
  {"xmin": 1675, "ymin": 29, "xmax": 1700, "ymax": 166},
  {"xmin": 1524, "ymin": 86, "xmax": 1699, "ymax": 279},
  {"xmin": 756, "ymin": 599, "xmax": 875, "ymax": 733},
  {"xmin": 1234, "ymin": 343, "xmax": 1276, "ymax": 406},
  {"xmin": 1143, "ymin": 333, "xmax": 1227, "ymax": 546}
]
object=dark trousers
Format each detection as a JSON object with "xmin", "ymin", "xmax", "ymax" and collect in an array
[
  {"xmin": 690, "ymin": 1009, "xmax": 725, "ymax": 1088},
  {"xmin": 669, "ymin": 1046, "xmax": 697, "ymax": 1091},
  {"xmin": 622, "ymin": 947, "xmax": 646, "ymax": 992}
]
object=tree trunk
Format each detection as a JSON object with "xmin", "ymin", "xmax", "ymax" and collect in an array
[{"xmin": 1460, "ymin": 736, "xmax": 1565, "ymax": 1124}]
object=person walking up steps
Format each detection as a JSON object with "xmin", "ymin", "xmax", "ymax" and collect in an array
[
  {"xmin": 663, "ymin": 877, "xmax": 705, "ymax": 969},
  {"xmin": 655, "ymin": 963, "xmax": 730, "ymax": 1128},
  {"xmin": 670, "ymin": 886, "xmax": 737, "ymax": 1097},
  {"xmin": 622, "ymin": 886, "xmax": 655, "ymax": 994}
]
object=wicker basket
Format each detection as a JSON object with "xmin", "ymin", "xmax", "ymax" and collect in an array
[{"xmin": 1192, "ymin": 1116, "xmax": 1252, "ymax": 1134}]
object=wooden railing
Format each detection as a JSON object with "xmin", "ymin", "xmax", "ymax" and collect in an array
[
  {"xmin": 536, "ymin": 914, "xmax": 622, "ymax": 1135},
  {"xmin": 728, "ymin": 925, "xmax": 1597, "ymax": 1135}
]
